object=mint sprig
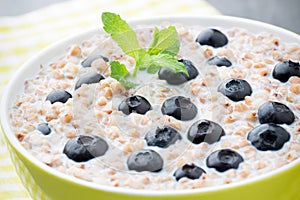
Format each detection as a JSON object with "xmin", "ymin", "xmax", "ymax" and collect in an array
[{"xmin": 101, "ymin": 12, "xmax": 187, "ymax": 88}]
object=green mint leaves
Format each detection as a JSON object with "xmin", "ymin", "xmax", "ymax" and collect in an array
[
  {"xmin": 102, "ymin": 12, "xmax": 146, "ymax": 63},
  {"xmin": 101, "ymin": 12, "xmax": 187, "ymax": 88},
  {"xmin": 148, "ymin": 26, "xmax": 180, "ymax": 56},
  {"xmin": 110, "ymin": 61, "xmax": 138, "ymax": 88}
]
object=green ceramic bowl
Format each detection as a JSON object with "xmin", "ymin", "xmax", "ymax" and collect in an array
[{"xmin": 1, "ymin": 16, "xmax": 300, "ymax": 200}]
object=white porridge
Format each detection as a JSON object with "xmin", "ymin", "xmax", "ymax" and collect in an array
[{"xmin": 9, "ymin": 13, "xmax": 300, "ymax": 190}]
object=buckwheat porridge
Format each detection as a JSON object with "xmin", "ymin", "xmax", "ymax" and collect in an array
[{"xmin": 10, "ymin": 14, "xmax": 300, "ymax": 190}]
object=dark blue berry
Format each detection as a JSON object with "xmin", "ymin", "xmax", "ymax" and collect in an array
[
  {"xmin": 75, "ymin": 72, "xmax": 105, "ymax": 90},
  {"xmin": 247, "ymin": 123, "xmax": 290, "ymax": 151},
  {"xmin": 37, "ymin": 123, "xmax": 51, "ymax": 135},
  {"xmin": 63, "ymin": 135, "xmax": 108, "ymax": 162},
  {"xmin": 207, "ymin": 56, "xmax": 232, "ymax": 67},
  {"xmin": 81, "ymin": 55, "xmax": 109, "ymax": 68},
  {"xmin": 173, "ymin": 164, "xmax": 205, "ymax": 181},
  {"xmin": 127, "ymin": 149, "xmax": 163, "ymax": 172},
  {"xmin": 145, "ymin": 126, "xmax": 182, "ymax": 148},
  {"xmin": 196, "ymin": 28, "xmax": 228, "ymax": 48},
  {"xmin": 161, "ymin": 96, "xmax": 197, "ymax": 121},
  {"xmin": 158, "ymin": 59, "xmax": 199, "ymax": 85},
  {"xmin": 218, "ymin": 78, "xmax": 252, "ymax": 101},
  {"xmin": 118, "ymin": 95, "xmax": 151, "ymax": 115},
  {"xmin": 258, "ymin": 101, "xmax": 295, "ymax": 125},
  {"xmin": 46, "ymin": 90, "xmax": 72, "ymax": 104},
  {"xmin": 187, "ymin": 119, "xmax": 225, "ymax": 144},
  {"xmin": 272, "ymin": 60, "xmax": 300, "ymax": 82},
  {"xmin": 206, "ymin": 149, "xmax": 244, "ymax": 172}
]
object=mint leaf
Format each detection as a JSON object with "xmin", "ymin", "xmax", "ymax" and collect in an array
[
  {"xmin": 110, "ymin": 61, "xmax": 138, "ymax": 88},
  {"xmin": 147, "ymin": 26, "xmax": 180, "ymax": 56},
  {"xmin": 102, "ymin": 12, "xmax": 145, "ymax": 61},
  {"xmin": 146, "ymin": 54, "xmax": 188, "ymax": 75},
  {"xmin": 110, "ymin": 60, "xmax": 128, "ymax": 78}
]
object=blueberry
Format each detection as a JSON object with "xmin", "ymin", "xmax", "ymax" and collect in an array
[
  {"xmin": 161, "ymin": 96, "xmax": 197, "ymax": 121},
  {"xmin": 272, "ymin": 60, "xmax": 300, "ymax": 82},
  {"xmin": 187, "ymin": 119, "xmax": 225, "ymax": 144},
  {"xmin": 37, "ymin": 123, "xmax": 51, "ymax": 135},
  {"xmin": 127, "ymin": 149, "xmax": 163, "ymax": 172},
  {"xmin": 218, "ymin": 78, "xmax": 252, "ymax": 101},
  {"xmin": 258, "ymin": 101, "xmax": 295, "ymax": 125},
  {"xmin": 173, "ymin": 164, "xmax": 205, "ymax": 181},
  {"xmin": 46, "ymin": 89, "xmax": 72, "ymax": 104},
  {"xmin": 63, "ymin": 135, "xmax": 108, "ymax": 162},
  {"xmin": 247, "ymin": 123, "xmax": 290, "ymax": 151},
  {"xmin": 206, "ymin": 149, "xmax": 244, "ymax": 172},
  {"xmin": 207, "ymin": 56, "xmax": 232, "ymax": 67},
  {"xmin": 118, "ymin": 95, "xmax": 151, "ymax": 115},
  {"xmin": 195, "ymin": 28, "xmax": 228, "ymax": 48},
  {"xmin": 75, "ymin": 72, "xmax": 105, "ymax": 90},
  {"xmin": 158, "ymin": 59, "xmax": 199, "ymax": 85},
  {"xmin": 81, "ymin": 55, "xmax": 109, "ymax": 68},
  {"xmin": 145, "ymin": 126, "xmax": 182, "ymax": 148}
]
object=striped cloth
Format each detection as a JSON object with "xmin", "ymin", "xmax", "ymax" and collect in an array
[{"xmin": 0, "ymin": 0, "xmax": 219, "ymax": 199}]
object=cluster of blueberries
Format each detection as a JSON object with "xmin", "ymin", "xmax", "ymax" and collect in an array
[{"xmin": 37, "ymin": 28, "xmax": 299, "ymax": 181}]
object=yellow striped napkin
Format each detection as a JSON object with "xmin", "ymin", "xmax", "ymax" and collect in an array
[{"xmin": 0, "ymin": 0, "xmax": 219, "ymax": 199}]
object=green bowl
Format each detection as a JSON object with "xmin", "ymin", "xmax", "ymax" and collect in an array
[{"xmin": 1, "ymin": 16, "xmax": 300, "ymax": 200}]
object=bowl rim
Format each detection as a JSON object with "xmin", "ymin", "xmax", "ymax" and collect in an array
[{"xmin": 1, "ymin": 14, "xmax": 300, "ymax": 196}]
